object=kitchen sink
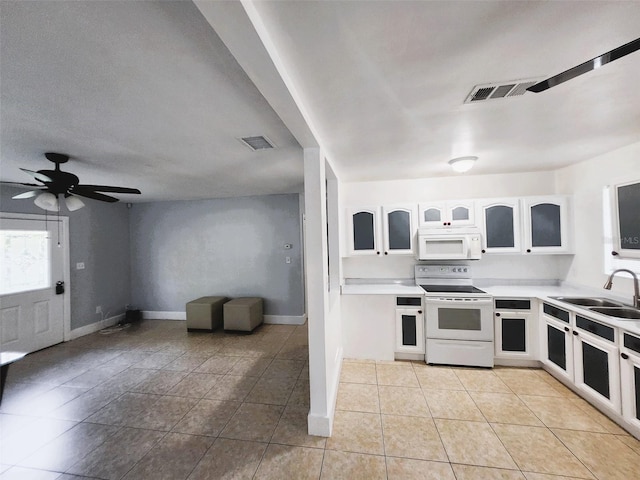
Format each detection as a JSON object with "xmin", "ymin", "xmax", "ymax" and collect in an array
[
  {"xmin": 551, "ymin": 297, "xmax": 623, "ymax": 308},
  {"xmin": 589, "ymin": 307, "xmax": 640, "ymax": 319}
]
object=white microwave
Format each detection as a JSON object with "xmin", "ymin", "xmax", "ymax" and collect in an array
[{"xmin": 417, "ymin": 227, "xmax": 482, "ymax": 260}]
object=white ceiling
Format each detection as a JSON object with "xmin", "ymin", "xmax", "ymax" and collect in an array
[{"xmin": 2, "ymin": 1, "xmax": 640, "ymax": 202}]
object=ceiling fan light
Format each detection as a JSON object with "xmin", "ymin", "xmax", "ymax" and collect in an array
[
  {"xmin": 34, "ymin": 192, "xmax": 60, "ymax": 211},
  {"xmin": 65, "ymin": 195, "xmax": 85, "ymax": 211},
  {"xmin": 448, "ymin": 156, "xmax": 478, "ymax": 173}
]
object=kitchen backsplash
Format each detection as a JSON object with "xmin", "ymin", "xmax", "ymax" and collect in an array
[{"xmin": 342, "ymin": 254, "xmax": 574, "ymax": 282}]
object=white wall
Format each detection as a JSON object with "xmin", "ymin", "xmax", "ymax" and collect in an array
[
  {"xmin": 555, "ymin": 141, "xmax": 640, "ymax": 297},
  {"xmin": 342, "ymin": 170, "xmax": 557, "ymax": 205},
  {"xmin": 304, "ymin": 148, "xmax": 343, "ymax": 437},
  {"xmin": 341, "ymin": 170, "xmax": 570, "ymax": 280}
]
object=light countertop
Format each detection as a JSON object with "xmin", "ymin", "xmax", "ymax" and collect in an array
[{"xmin": 341, "ymin": 280, "xmax": 640, "ymax": 336}]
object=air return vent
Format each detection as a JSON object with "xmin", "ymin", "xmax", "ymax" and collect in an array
[
  {"xmin": 239, "ymin": 136, "xmax": 275, "ymax": 151},
  {"xmin": 464, "ymin": 78, "xmax": 543, "ymax": 103}
]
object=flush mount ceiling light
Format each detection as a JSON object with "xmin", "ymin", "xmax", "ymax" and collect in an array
[{"xmin": 448, "ymin": 156, "xmax": 478, "ymax": 173}]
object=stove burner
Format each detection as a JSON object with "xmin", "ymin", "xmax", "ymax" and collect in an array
[{"xmin": 420, "ymin": 284, "xmax": 487, "ymax": 294}]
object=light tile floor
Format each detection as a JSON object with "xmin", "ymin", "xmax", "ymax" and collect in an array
[{"xmin": 0, "ymin": 320, "xmax": 638, "ymax": 479}]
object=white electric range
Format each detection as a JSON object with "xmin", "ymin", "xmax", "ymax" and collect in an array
[{"xmin": 415, "ymin": 264, "xmax": 494, "ymax": 367}]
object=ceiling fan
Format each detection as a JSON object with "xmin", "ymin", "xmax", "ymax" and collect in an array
[
  {"xmin": 527, "ymin": 37, "xmax": 640, "ymax": 93},
  {"xmin": 2, "ymin": 152, "xmax": 141, "ymax": 211}
]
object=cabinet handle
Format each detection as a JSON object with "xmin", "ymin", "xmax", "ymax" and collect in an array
[
  {"xmin": 481, "ymin": 249, "xmax": 486, "ymax": 253},
  {"xmin": 384, "ymin": 251, "xmax": 388, "ymax": 255},
  {"xmin": 496, "ymin": 313, "xmax": 501, "ymax": 317},
  {"xmin": 621, "ymin": 352, "xmax": 629, "ymax": 360},
  {"xmin": 526, "ymin": 249, "xmax": 531, "ymax": 253},
  {"xmin": 564, "ymin": 327, "xmax": 570, "ymax": 332},
  {"xmin": 376, "ymin": 251, "xmax": 380, "ymax": 255},
  {"xmin": 572, "ymin": 331, "xmax": 578, "ymax": 336},
  {"xmin": 418, "ymin": 310, "xmax": 422, "ymax": 314},
  {"xmin": 611, "ymin": 251, "xmax": 619, "ymax": 256}
]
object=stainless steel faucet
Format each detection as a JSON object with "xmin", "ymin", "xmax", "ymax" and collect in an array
[{"xmin": 603, "ymin": 269, "xmax": 640, "ymax": 309}]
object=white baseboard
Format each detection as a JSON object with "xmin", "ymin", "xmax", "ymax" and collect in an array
[
  {"xmin": 308, "ymin": 346, "xmax": 343, "ymax": 438},
  {"xmin": 70, "ymin": 314, "xmax": 123, "ymax": 339},
  {"xmin": 141, "ymin": 311, "xmax": 307, "ymax": 325},
  {"xmin": 142, "ymin": 311, "xmax": 186, "ymax": 320},
  {"xmin": 307, "ymin": 412, "xmax": 332, "ymax": 438},
  {"xmin": 263, "ymin": 314, "xmax": 307, "ymax": 325}
]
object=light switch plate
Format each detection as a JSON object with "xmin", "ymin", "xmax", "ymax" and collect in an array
[{"xmin": 76, "ymin": 262, "xmax": 85, "ymax": 270}]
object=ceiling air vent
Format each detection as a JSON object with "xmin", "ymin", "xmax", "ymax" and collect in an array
[
  {"xmin": 239, "ymin": 136, "xmax": 275, "ymax": 151},
  {"xmin": 464, "ymin": 78, "xmax": 543, "ymax": 104}
]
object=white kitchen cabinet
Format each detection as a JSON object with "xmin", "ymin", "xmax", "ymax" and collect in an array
[
  {"xmin": 381, "ymin": 205, "xmax": 417, "ymax": 255},
  {"xmin": 476, "ymin": 198, "xmax": 522, "ymax": 254},
  {"xmin": 611, "ymin": 179, "xmax": 640, "ymax": 258},
  {"xmin": 620, "ymin": 332, "xmax": 640, "ymax": 433},
  {"xmin": 341, "ymin": 294, "xmax": 395, "ymax": 361},
  {"xmin": 418, "ymin": 200, "xmax": 475, "ymax": 228},
  {"xmin": 494, "ymin": 298, "xmax": 537, "ymax": 364},
  {"xmin": 346, "ymin": 205, "xmax": 416, "ymax": 256},
  {"xmin": 395, "ymin": 298, "xmax": 424, "ymax": 355},
  {"xmin": 346, "ymin": 206, "xmax": 382, "ymax": 256},
  {"xmin": 522, "ymin": 196, "xmax": 573, "ymax": 254},
  {"xmin": 572, "ymin": 315, "xmax": 620, "ymax": 414},
  {"xmin": 540, "ymin": 302, "xmax": 574, "ymax": 383}
]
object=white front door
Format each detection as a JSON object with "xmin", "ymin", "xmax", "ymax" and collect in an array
[{"xmin": 1, "ymin": 214, "xmax": 69, "ymax": 353}]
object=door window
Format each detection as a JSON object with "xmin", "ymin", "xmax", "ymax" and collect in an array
[{"xmin": 0, "ymin": 230, "xmax": 50, "ymax": 295}]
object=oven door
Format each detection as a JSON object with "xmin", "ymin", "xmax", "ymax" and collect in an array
[{"xmin": 425, "ymin": 297, "xmax": 494, "ymax": 341}]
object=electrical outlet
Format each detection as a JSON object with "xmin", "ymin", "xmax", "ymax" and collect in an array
[
  {"xmin": 286, "ymin": 256, "xmax": 291, "ymax": 264},
  {"xmin": 76, "ymin": 262, "xmax": 85, "ymax": 270},
  {"xmin": 96, "ymin": 306, "xmax": 102, "ymax": 314}
]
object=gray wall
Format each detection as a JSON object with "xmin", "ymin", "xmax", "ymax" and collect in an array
[
  {"xmin": 1, "ymin": 185, "xmax": 131, "ymax": 330},
  {"xmin": 129, "ymin": 194, "xmax": 304, "ymax": 316}
]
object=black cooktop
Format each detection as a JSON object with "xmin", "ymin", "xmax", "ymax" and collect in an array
[{"xmin": 419, "ymin": 284, "xmax": 487, "ymax": 294}]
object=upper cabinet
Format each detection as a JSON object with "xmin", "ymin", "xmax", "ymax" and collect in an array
[
  {"xmin": 419, "ymin": 200, "xmax": 475, "ymax": 228},
  {"xmin": 476, "ymin": 198, "xmax": 522, "ymax": 254},
  {"xmin": 346, "ymin": 206, "xmax": 382, "ymax": 256},
  {"xmin": 612, "ymin": 179, "xmax": 640, "ymax": 259},
  {"xmin": 382, "ymin": 205, "xmax": 417, "ymax": 255},
  {"xmin": 522, "ymin": 196, "xmax": 572, "ymax": 254},
  {"xmin": 346, "ymin": 205, "xmax": 416, "ymax": 256}
]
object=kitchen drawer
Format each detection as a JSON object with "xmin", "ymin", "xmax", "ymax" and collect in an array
[
  {"xmin": 543, "ymin": 302, "xmax": 570, "ymax": 323},
  {"xmin": 575, "ymin": 315, "xmax": 615, "ymax": 342}
]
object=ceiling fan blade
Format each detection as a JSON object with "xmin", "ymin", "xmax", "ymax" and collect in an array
[
  {"xmin": 75, "ymin": 184, "xmax": 141, "ymax": 194},
  {"xmin": 13, "ymin": 190, "xmax": 42, "ymax": 199},
  {"xmin": 527, "ymin": 37, "xmax": 640, "ymax": 93},
  {"xmin": 19, "ymin": 168, "xmax": 53, "ymax": 183},
  {"xmin": 72, "ymin": 188, "xmax": 119, "ymax": 203},
  {"xmin": 1, "ymin": 181, "xmax": 43, "ymax": 187}
]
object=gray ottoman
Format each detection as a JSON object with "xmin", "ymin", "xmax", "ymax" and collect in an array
[
  {"xmin": 186, "ymin": 296, "xmax": 228, "ymax": 332},
  {"xmin": 224, "ymin": 297, "xmax": 263, "ymax": 332}
]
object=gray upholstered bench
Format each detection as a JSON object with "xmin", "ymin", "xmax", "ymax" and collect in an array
[
  {"xmin": 186, "ymin": 296, "xmax": 228, "ymax": 332},
  {"xmin": 223, "ymin": 297, "xmax": 263, "ymax": 332}
]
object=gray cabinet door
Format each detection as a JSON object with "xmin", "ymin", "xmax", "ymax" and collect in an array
[
  {"xmin": 387, "ymin": 210, "xmax": 411, "ymax": 250},
  {"xmin": 530, "ymin": 203, "xmax": 562, "ymax": 247},
  {"xmin": 617, "ymin": 181, "xmax": 640, "ymax": 252},
  {"xmin": 485, "ymin": 205, "xmax": 515, "ymax": 248},
  {"xmin": 352, "ymin": 211, "xmax": 376, "ymax": 251}
]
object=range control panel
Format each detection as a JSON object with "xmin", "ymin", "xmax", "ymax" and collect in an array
[{"xmin": 415, "ymin": 264, "xmax": 472, "ymax": 279}]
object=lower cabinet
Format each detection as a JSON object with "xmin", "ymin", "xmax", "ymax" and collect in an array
[
  {"xmin": 341, "ymin": 294, "xmax": 396, "ymax": 361},
  {"xmin": 572, "ymin": 316, "xmax": 620, "ymax": 414},
  {"xmin": 494, "ymin": 298, "xmax": 536, "ymax": 362},
  {"xmin": 395, "ymin": 297, "xmax": 424, "ymax": 355},
  {"xmin": 621, "ymin": 332, "xmax": 640, "ymax": 431},
  {"xmin": 540, "ymin": 303, "xmax": 574, "ymax": 382}
]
